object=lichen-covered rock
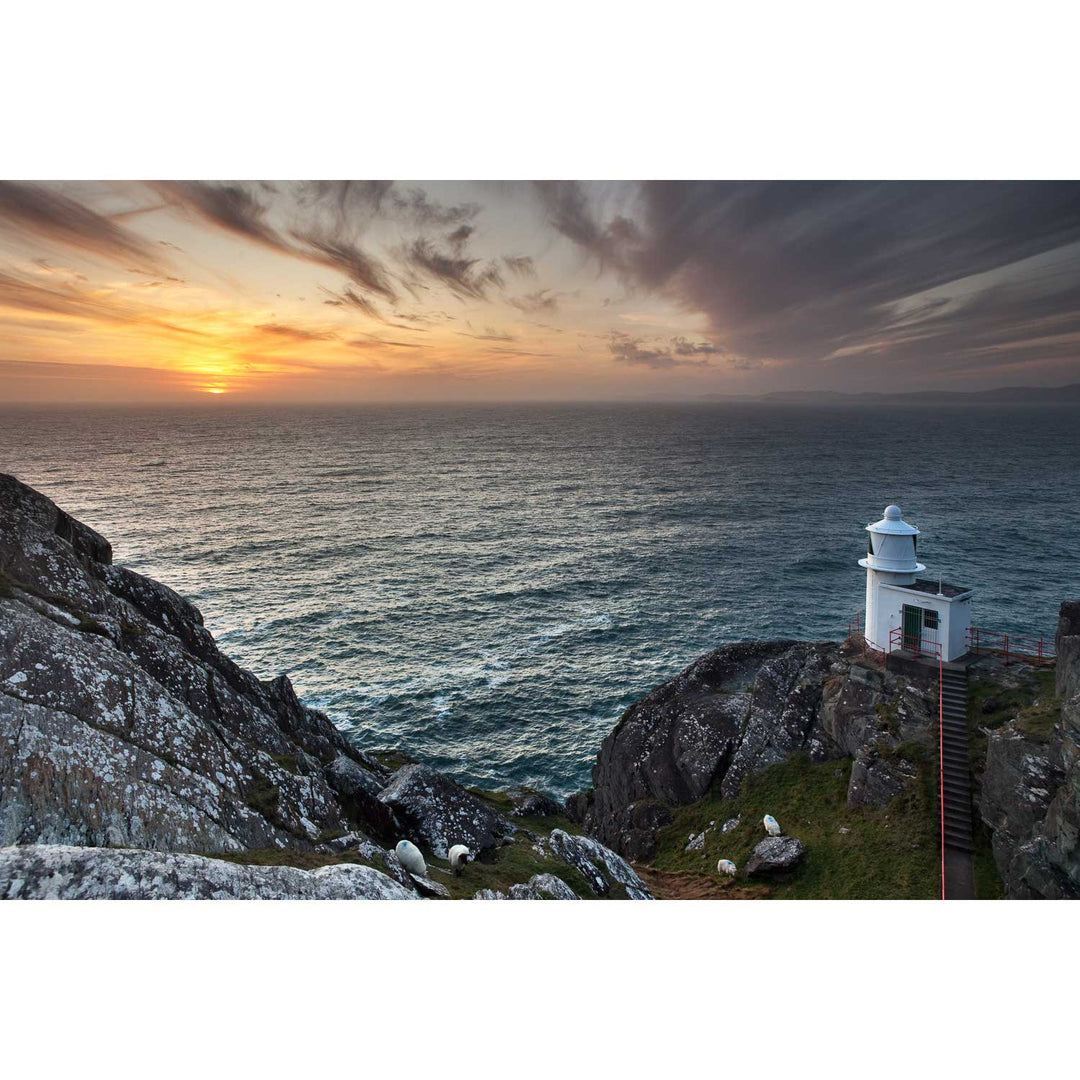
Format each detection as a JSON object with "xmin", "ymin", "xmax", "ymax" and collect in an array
[
  {"xmin": 581, "ymin": 641, "xmax": 844, "ymax": 858},
  {"xmin": 472, "ymin": 888, "xmax": 506, "ymax": 900},
  {"xmin": 0, "ymin": 844, "xmax": 418, "ymax": 899},
  {"xmin": 745, "ymin": 836, "xmax": 805, "ymax": 877},
  {"xmin": 507, "ymin": 882, "xmax": 543, "ymax": 899},
  {"xmin": 377, "ymin": 763, "xmax": 515, "ymax": 859},
  {"xmin": 978, "ymin": 601, "xmax": 1080, "ymax": 898},
  {"xmin": 720, "ymin": 644, "xmax": 837, "ymax": 798},
  {"xmin": 547, "ymin": 828, "xmax": 653, "ymax": 899},
  {"xmin": 0, "ymin": 473, "xmax": 392, "ymax": 856},
  {"xmin": 847, "ymin": 747, "xmax": 918, "ymax": 808},
  {"xmin": 528, "ymin": 873, "xmax": 579, "ymax": 899}
]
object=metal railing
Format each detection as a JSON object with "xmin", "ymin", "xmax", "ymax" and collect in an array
[
  {"xmin": 966, "ymin": 626, "xmax": 1056, "ymax": 665},
  {"xmin": 889, "ymin": 624, "xmax": 944, "ymax": 661},
  {"xmin": 845, "ymin": 611, "xmax": 887, "ymax": 667}
]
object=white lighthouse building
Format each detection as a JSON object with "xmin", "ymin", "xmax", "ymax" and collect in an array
[{"xmin": 859, "ymin": 504, "xmax": 973, "ymax": 662}]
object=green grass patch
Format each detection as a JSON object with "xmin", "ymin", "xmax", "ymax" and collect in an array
[
  {"xmin": 650, "ymin": 753, "xmax": 940, "ymax": 899},
  {"xmin": 969, "ymin": 666, "xmax": 1059, "ymax": 770},
  {"xmin": 433, "ymin": 834, "xmax": 604, "ymax": 900}
]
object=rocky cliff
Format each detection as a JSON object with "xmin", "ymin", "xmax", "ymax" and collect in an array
[
  {"xmin": 0, "ymin": 474, "xmax": 650, "ymax": 900},
  {"xmin": 976, "ymin": 602, "xmax": 1080, "ymax": 898},
  {"xmin": 3, "ymin": 472, "xmax": 1075, "ymax": 900},
  {"xmin": 567, "ymin": 637, "xmax": 937, "ymax": 864}
]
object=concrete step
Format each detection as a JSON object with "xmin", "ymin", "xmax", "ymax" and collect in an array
[{"xmin": 946, "ymin": 825, "xmax": 980, "ymax": 851}]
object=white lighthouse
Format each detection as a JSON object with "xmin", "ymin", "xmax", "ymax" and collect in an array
[{"xmin": 859, "ymin": 504, "xmax": 973, "ymax": 662}]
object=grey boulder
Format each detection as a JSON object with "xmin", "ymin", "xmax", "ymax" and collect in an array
[{"xmin": 745, "ymin": 836, "xmax": 806, "ymax": 877}]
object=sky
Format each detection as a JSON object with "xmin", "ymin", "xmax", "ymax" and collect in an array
[{"xmin": 1, "ymin": 180, "xmax": 1079, "ymax": 404}]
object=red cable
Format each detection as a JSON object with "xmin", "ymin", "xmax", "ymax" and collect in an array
[{"xmin": 939, "ymin": 654, "xmax": 945, "ymax": 901}]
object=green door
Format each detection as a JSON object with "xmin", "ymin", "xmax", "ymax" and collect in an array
[{"xmin": 902, "ymin": 605, "xmax": 923, "ymax": 655}]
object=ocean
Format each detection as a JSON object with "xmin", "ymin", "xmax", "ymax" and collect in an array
[{"xmin": 2, "ymin": 402, "xmax": 1077, "ymax": 795}]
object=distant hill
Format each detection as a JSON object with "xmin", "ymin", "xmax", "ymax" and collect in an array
[{"xmin": 750, "ymin": 383, "xmax": 1080, "ymax": 404}]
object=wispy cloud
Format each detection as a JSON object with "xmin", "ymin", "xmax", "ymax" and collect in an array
[
  {"xmin": 0, "ymin": 182, "xmax": 163, "ymax": 269},
  {"xmin": 541, "ymin": 180, "xmax": 1080, "ymax": 381},
  {"xmin": 458, "ymin": 326, "xmax": 516, "ymax": 342},
  {"xmin": 509, "ymin": 288, "xmax": 560, "ymax": 315},
  {"xmin": 400, "ymin": 237, "xmax": 505, "ymax": 300},
  {"xmin": 256, "ymin": 322, "xmax": 336, "ymax": 342}
]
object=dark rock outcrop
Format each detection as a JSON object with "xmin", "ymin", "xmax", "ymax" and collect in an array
[
  {"xmin": 745, "ymin": 836, "xmax": 805, "ymax": 877},
  {"xmin": 377, "ymin": 763, "xmax": 515, "ymax": 859},
  {"xmin": 577, "ymin": 639, "xmax": 932, "ymax": 860},
  {"xmin": 324, "ymin": 753, "xmax": 399, "ymax": 842},
  {"xmin": 581, "ymin": 642, "xmax": 808, "ymax": 857},
  {"xmin": 979, "ymin": 602, "xmax": 1080, "ymax": 898},
  {"xmin": 0, "ymin": 473, "xmax": 369, "ymax": 854},
  {"xmin": 1, "ymin": 474, "xmax": 639, "ymax": 900}
]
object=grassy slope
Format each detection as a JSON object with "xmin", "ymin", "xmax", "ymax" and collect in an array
[
  {"xmin": 648, "ymin": 751, "xmax": 941, "ymax": 899},
  {"xmin": 214, "ymin": 795, "xmax": 617, "ymax": 899}
]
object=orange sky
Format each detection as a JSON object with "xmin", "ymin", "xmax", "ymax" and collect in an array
[{"xmin": 2, "ymin": 181, "xmax": 1079, "ymax": 404}]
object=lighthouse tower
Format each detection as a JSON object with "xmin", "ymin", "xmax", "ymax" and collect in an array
[{"xmin": 858, "ymin": 504, "xmax": 973, "ymax": 662}]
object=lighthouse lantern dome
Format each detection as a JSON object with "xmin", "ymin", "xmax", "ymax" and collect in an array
[{"xmin": 859, "ymin": 504, "xmax": 925, "ymax": 575}]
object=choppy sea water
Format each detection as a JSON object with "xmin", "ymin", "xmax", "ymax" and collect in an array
[{"xmin": 2, "ymin": 402, "xmax": 1077, "ymax": 795}]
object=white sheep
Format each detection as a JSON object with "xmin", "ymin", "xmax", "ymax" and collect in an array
[
  {"xmin": 763, "ymin": 814, "xmax": 781, "ymax": 836},
  {"xmin": 395, "ymin": 839, "xmax": 427, "ymax": 876},
  {"xmin": 448, "ymin": 844, "xmax": 472, "ymax": 875},
  {"xmin": 716, "ymin": 859, "xmax": 737, "ymax": 877}
]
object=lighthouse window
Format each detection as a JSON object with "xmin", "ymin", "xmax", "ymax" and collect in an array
[
  {"xmin": 924, "ymin": 610, "xmax": 939, "ymax": 630},
  {"xmin": 868, "ymin": 534, "xmax": 875, "ymax": 555}
]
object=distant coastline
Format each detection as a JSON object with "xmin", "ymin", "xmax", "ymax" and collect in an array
[{"xmin": 706, "ymin": 381, "xmax": 1080, "ymax": 405}]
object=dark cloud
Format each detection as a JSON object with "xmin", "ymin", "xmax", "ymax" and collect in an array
[
  {"xmin": 458, "ymin": 326, "xmax": 516, "ymax": 342},
  {"xmin": 290, "ymin": 231, "xmax": 397, "ymax": 299},
  {"xmin": 502, "ymin": 255, "xmax": 536, "ymax": 278},
  {"xmin": 447, "ymin": 224, "xmax": 474, "ymax": 247},
  {"xmin": 533, "ymin": 181, "xmax": 639, "ymax": 273},
  {"xmin": 672, "ymin": 336, "xmax": 723, "ymax": 356},
  {"xmin": 401, "ymin": 237, "xmax": 505, "ymax": 300},
  {"xmin": 607, "ymin": 331, "xmax": 713, "ymax": 370},
  {"xmin": 392, "ymin": 309, "xmax": 456, "ymax": 324},
  {"xmin": 391, "ymin": 187, "xmax": 480, "ymax": 228},
  {"xmin": 542, "ymin": 180, "xmax": 1080, "ymax": 381},
  {"xmin": 256, "ymin": 323, "xmax": 335, "ymax": 342},
  {"xmin": 509, "ymin": 288, "xmax": 560, "ymax": 315},
  {"xmin": 0, "ymin": 182, "xmax": 163, "ymax": 269},
  {"xmin": 152, "ymin": 181, "xmax": 399, "ymax": 299},
  {"xmin": 295, "ymin": 180, "xmax": 393, "ymax": 221},
  {"xmin": 347, "ymin": 335, "xmax": 430, "ymax": 350},
  {"xmin": 319, "ymin": 285, "xmax": 384, "ymax": 321},
  {"xmin": 150, "ymin": 181, "xmax": 286, "ymax": 252},
  {"xmin": 320, "ymin": 285, "xmax": 427, "ymax": 331}
]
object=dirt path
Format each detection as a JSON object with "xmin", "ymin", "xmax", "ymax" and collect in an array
[{"xmin": 636, "ymin": 865, "xmax": 771, "ymax": 900}]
